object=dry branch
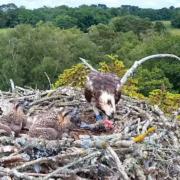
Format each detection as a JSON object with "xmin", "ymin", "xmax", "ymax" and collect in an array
[
  {"xmin": 0, "ymin": 167, "xmax": 35, "ymax": 180},
  {"xmin": 80, "ymin": 57, "xmax": 98, "ymax": 72},
  {"xmin": 120, "ymin": 54, "xmax": 180, "ymax": 88},
  {"xmin": 15, "ymin": 150, "xmax": 85, "ymax": 171},
  {"xmin": 106, "ymin": 145, "xmax": 129, "ymax": 180}
]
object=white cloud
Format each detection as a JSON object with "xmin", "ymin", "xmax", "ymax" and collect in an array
[{"xmin": 0, "ymin": 0, "xmax": 179, "ymax": 9}]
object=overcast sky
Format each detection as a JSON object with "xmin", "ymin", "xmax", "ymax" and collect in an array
[{"xmin": 0, "ymin": 0, "xmax": 180, "ymax": 9}]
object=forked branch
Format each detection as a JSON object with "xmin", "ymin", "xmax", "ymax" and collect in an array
[{"xmin": 119, "ymin": 54, "xmax": 180, "ymax": 88}]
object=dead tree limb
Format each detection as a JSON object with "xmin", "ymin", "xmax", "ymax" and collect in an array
[
  {"xmin": 79, "ymin": 54, "xmax": 180, "ymax": 89},
  {"xmin": 119, "ymin": 54, "xmax": 180, "ymax": 88},
  {"xmin": 9, "ymin": 79, "xmax": 15, "ymax": 93},
  {"xmin": 80, "ymin": 57, "xmax": 98, "ymax": 72}
]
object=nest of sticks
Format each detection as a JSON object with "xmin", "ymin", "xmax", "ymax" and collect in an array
[{"xmin": 0, "ymin": 86, "xmax": 180, "ymax": 180}]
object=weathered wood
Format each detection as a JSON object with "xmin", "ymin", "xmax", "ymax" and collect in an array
[{"xmin": 0, "ymin": 86, "xmax": 179, "ymax": 180}]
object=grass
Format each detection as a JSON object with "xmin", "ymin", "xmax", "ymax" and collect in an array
[
  {"xmin": 0, "ymin": 28, "xmax": 11, "ymax": 35},
  {"xmin": 160, "ymin": 21, "xmax": 180, "ymax": 36}
]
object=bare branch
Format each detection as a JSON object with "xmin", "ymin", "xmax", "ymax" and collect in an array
[
  {"xmin": 79, "ymin": 57, "xmax": 98, "ymax": 72},
  {"xmin": 120, "ymin": 54, "xmax": 180, "ymax": 88},
  {"xmin": 9, "ymin": 79, "xmax": 15, "ymax": 93},
  {"xmin": 106, "ymin": 145, "xmax": 130, "ymax": 180},
  {"xmin": 15, "ymin": 151, "xmax": 85, "ymax": 171}
]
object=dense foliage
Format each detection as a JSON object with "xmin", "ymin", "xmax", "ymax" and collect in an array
[
  {"xmin": 171, "ymin": 14, "xmax": 180, "ymax": 28},
  {"xmin": 0, "ymin": 3, "xmax": 179, "ymax": 103},
  {"xmin": 0, "ymin": 21, "xmax": 179, "ymax": 93},
  {"xmin": 0, "ymin": 4, "xmax": 180, "ymax": 31},
  {"xmin": 149, "ymin": 89, "xmax": 180, "ymax": 114}
]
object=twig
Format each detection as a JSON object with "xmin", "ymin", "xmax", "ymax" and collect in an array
[
  {"xmin": 44, "ymin": 72, "xmax": 52, "ymax": 89},
  {"xmin": 44, "ymin": 151, "xmax": 101, "ymax": 179},
  {"xmin": 15, "ymin": 150, "xmax": 85, "ymax": 171},
  {"xmin": 0, "ymin": 154, "xmax": 27, "ymax": 165},
  {"xmin": 106, "ymin": 145, "xmax": 129, "ymax": 180},
  {"xmin": 0, "ymin": 167, "xmax": 35, "ymax": 180},
  {"xmin": 9, "ymin": 79, "xmax": 15, "ymax": 93},
  {"xmin": 0, "ymin": 145, "xmax": 18, "ymax": 153},
  {"xmin": 14, "ymin": 136, "xmax": 75, "ymax": 151}
]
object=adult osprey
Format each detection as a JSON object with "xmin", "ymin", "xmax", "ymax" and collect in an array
[
  {"xmin": 84, "ymin": 71, "xmax": 121, "ymax": 121},
  {"xmin": 81, "ymin": 54, "xmax": 180, "ymax": 121}
]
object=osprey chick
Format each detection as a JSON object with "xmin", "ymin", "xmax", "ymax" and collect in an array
[
  {"xmin": 29, "ymin": 108, "xmax": 81, "ymax": 140},
  {"xmin": 0, "ymin": 102, "xmax": 27, "ymax": 136}
]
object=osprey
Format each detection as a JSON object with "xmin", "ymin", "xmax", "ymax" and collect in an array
[
  {"xmin": 29, "ymin": 108, "xmax": 81, "ymax": 140},
  {"xmin": 0, "ymin": 102, "xmax": 27, "ymax": 136},
  {"xmin": 81, "ymin": 54, "xmax": 180, "ymax": 121},
  {"xmin": 84, "ymin": 71, "xmax": 121, "ymax": 121}
]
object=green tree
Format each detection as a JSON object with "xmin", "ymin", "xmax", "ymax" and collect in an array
[
  {"xmin": 128, "ymin": 34, "xmax": 180, "ymax": 93},
  {"xmin": 54, "ymin": 15, "xmax": 77, "ymax": 29},
  {"xmin": 110, "ymin": 15, "xmax": 153, "ymax": 36},
  {"xmin": 154, "ymin": 21, "xmax": 166, "ymax": 33},
  {"xmin": 0, "ymin": 23, "xmax": 99, "ymax": 90},
  {"xmin": 88, "ymin": 24, "xmax": 116, "ymax": 53},
  {"xmin": 171, "ymin": 14, "xmax": 180, "ymax": 28},
  {"xmin": 137, "ymin": 67, "xmax": 172, "ymax": 96}
]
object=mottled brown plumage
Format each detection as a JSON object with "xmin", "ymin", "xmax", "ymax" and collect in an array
[
  {"xmin": 84, "ymin": 71, "xmax": 121, "ymax": 118},
  {"xmin": 0, "ymin": 103, "xmax": 27, "ymax": 136},
  {"xmin": 28, "ymin": 108, "xmax": 81, "ymax": 140}
]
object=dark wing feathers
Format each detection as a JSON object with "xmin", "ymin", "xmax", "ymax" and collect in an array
[
  {"xmin": 85, "ymin": 71, "xmax": 121, "ymax": 104},
  {"xmin": 84, "ymin": 88, "xmax": 93, "ymax": 103}
]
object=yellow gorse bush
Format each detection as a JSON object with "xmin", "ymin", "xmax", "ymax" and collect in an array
[
  {"xmin": 149, "ymin": 89, "xmax": 180, "ymax": 114},
  {"xmin": 54, "ymin": 63, "xmax": 89, "ymax": 88}
]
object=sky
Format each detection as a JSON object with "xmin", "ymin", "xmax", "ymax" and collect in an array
[{"xmin": 0, "ymin": 0, "xmax": 180, "ymax": 9}]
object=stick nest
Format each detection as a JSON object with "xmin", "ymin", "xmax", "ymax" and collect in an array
[{"xmin": 0, "ymin": 86, "xmax": 180, "ymax": 180}]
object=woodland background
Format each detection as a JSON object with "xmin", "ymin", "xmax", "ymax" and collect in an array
[{"xmin": 0, "ymin": 3, "xmax": 180, "ymax": 114}]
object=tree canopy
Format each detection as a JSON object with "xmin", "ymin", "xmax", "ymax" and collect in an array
[
  {"xmin": 0, "ymin": 3, "xmax": 179, "ymax": 97},
  {"xmin": 0, "ymin": 3, "xmax": 180, "ymax": 31}
]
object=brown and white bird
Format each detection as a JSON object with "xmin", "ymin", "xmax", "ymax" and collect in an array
[
  {"xmin": 81, "ymin": 54, "xmax": 180, "ymax": 122},
  {"xmin": 85, "ymin": 71, "xmax": 121, "ymax": 120},
  {"xmin": 0, "ymin": 102, "xmax": 27, "ymax": 136},
  {"xmin": 28, "ymin": 108, "xmax": 81, "ymax": 140},
  {"xmin": 81, "ymin": 58, "xmax": 121, "ymax": 122}
]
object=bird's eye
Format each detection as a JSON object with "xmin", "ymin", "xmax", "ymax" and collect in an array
[{"xmin": 107, "ymin": 100, "xmax": 112, "ymax": 105}]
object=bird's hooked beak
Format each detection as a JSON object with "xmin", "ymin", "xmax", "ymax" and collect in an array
[
  {"xmin": 97, "ymin": 108, "xmax": 114, "ymax": 121},
  {"xmin": 108, "ymin": 112, "xmax": 114, "ymax": 120}
]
